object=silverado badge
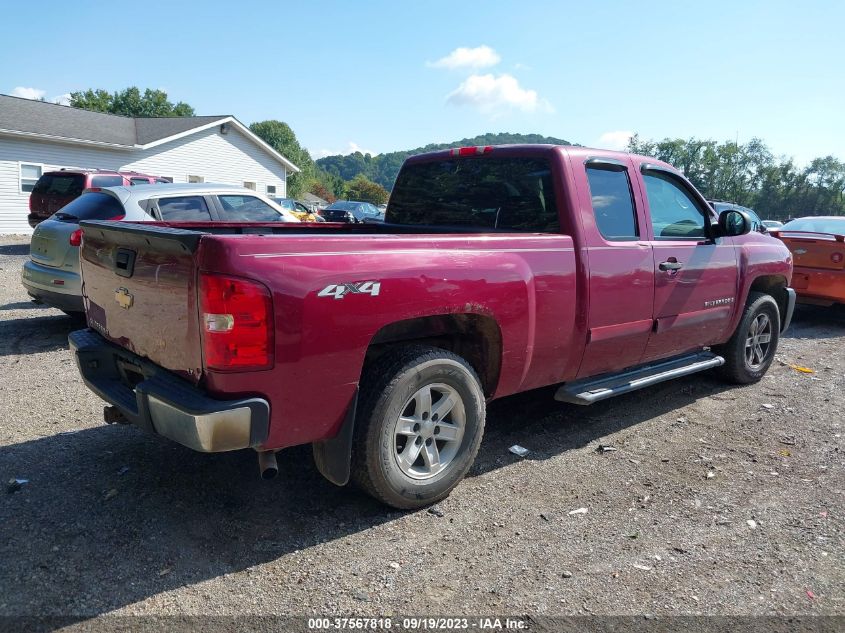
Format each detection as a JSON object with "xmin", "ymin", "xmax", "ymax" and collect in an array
[{"xmin": 115, "ymin": 287, "xmax": 134, "ymax": 310}]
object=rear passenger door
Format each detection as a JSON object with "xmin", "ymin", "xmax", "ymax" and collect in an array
[
  {"xmin": 638, "ymin": 165, "xmax": 738, "ymax": 362},
  {"xmin": 576, "ymin": 157, "xmax": 655, "ymax": 378}
]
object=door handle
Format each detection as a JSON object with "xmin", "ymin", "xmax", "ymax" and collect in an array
[{"xmin": 659, "ymin": 260, "xmax": 683, "ymax": 271}]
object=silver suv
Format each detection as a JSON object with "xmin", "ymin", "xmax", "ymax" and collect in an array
[{"xmin": 23, "ymin": 183, "xmax": 299, "ymax": 313}]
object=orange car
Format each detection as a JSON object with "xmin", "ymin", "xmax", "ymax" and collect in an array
[{"xmin": 771, "ymin": 216, "xmax": 845, "ymax": 306}]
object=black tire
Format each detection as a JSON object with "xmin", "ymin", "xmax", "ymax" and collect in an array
[
  {"xmin": 714, "ymin": 292, "xmax": 780, "ymax": 384},
  {"xmin": 351, "ymin": 345, "xmax": 486, "ymax": 509}
]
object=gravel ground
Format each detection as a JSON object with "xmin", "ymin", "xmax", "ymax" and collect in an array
[{"xmin": 0, "ymin": 234, "xmax": 843, "ymax": 624}]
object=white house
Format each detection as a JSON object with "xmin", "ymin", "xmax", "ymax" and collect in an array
[{"xmin": 0, "ymin": 94, "xmax": 299, "ymax": 234}]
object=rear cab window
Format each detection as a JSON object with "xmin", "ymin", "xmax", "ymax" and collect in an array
[
  {"xmin": 53, "ymin": 192, "xmax": 125, "ymax": 221},
  {"xmin": 388, "ymin": 157, "xmax": 559, "ymax": 232}
]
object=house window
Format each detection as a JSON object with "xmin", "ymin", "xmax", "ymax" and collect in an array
[
  {"xmin": 266, "ymin": 184, "xmax": 276, "ymax": 196},
  {"xmin": 188, "ymin": 175, "xmax": 204, "ymax": 183},
  {"xmin": 20, "ymin": 163, "xmax": 43, "ymax": 193},
  {"xmin": 243, "ymin": 181, "xmax": 256, "ymax": 191}
]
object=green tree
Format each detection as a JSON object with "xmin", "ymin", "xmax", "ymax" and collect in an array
[
  {"xmin": 69, "ymin": 87, "xmax": 195, "ymax": 117},
  {"xmin": 249, "ymin": 120, "xmax": 317, "ymax": 198},
  {"xmin": 316, "ymin": 132, "xmax": 575, "ymax": 191},
  {"xmin": 308, "ymin": 180, "xmax": 336, "ymax": 204},
  {"xmin": 344, "ymin": 174, "xmax": 389, "ymax": 204},
  {"xmin": 627, "ymin": 135, "xmax": 845, "ymax": 220}
]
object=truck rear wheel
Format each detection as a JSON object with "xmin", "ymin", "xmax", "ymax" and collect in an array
[
  {"xmin": 714, "ymin": 292, "xmax": 781, "ymax": 384},
  {"xmin": 351, "ymin": 345, "xmax": 486, "ymax": 509}
]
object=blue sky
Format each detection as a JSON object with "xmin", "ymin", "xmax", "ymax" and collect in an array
[{"xmin": 1, "ymin": 0, "xmax": 842, "ymax": 164}]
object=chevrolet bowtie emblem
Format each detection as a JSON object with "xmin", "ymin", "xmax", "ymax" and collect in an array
[{"xmin": 115, "ymin": 287, "xmax": 134, "ymax": 310}]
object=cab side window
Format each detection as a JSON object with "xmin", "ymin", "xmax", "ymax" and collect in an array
[
  {"xmin": 643, "ymin": 173, "xmax": 707, "ymax": 239},
  {"xmin": 585, "ymin": 165, "xmax": 638, "ymax": 241}
]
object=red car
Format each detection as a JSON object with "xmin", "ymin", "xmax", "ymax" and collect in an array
[
  {"xmin": 27, "ymin": 169, "xmax": 168, "ymax": 228},
  {"xmin": 70, "ymin": 144, "xmax": 794, "ymax": 509},
  {"xmin": 771, "ymin": 216, "xmax": 845, "ymax": 306}
]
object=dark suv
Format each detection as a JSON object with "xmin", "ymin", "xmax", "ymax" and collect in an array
[
  {"xmin": 321, "ymin": 200, "xmax": 383, "ymax": 223},
  {"xmin": 27, "ymin": 169, "xmax": 168, "ymax": 227},
  {"xmin": 709, "ymin": 201, "xmax": 767, "ymax": 233}
]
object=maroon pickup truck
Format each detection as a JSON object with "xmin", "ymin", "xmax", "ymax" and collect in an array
[{"xmin": 69, "ymin": 144, "xmax": 795, "ymax": 509}]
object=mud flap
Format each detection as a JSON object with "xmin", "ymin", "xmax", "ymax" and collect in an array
[{"xmin": 312, "ymin": 390, "xmax": 357, "ymax": 486}]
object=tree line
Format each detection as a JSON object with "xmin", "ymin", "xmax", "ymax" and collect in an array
[
  {"xmin": 316, "ymin": 132, "xmax": 572, "ymax": 191},
  {"xmin": 66, "ymin": 87, "xmax": 845, "ymax": 215},
  {"xmin": 627, "ymin": 135, "xmax": 845, "ymax": 220}
]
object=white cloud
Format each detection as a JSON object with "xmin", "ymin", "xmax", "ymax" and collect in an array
[
  {"xmin": 311, "ymin": 141, "xmax": 378, "ymax": 159},
  {"xmin": 10, "ymin": 87, "xmax": 71, "ymax": 105},
  {"xmin": 12, "ymin": 86, "xmax": 46, "ymax": 100},
  {"xmin": 446, "ymin": 73, "xmax": 553, "ymax": 117},
  {"xmin": 428, "ymin": 45, "xmax": 501, "ymax": 70},
  {"xmin": 597, "ymin": 130, "xmax": 634, "ymax": 151}
]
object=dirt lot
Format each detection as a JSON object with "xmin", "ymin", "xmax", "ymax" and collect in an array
[{"xmin": 0, "ymin": 234, "xmax": 843, "ymax": 624}]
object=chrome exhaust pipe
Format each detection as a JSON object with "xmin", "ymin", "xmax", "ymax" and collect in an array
[{"xmin": 257, "ymin": 450, "xmax": 278, "ymax": 480}]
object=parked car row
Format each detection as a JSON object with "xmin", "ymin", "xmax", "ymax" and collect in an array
[
  {"xmin": 320, "ymin": 200, "xmax": 385, "ymax": 223},
  {"xmin": 28, "ymin": 169, "xmax": 170, "ymax": 228},
  {"xmin": 273, "ymin": 198, "xmax": 325, "ymax": 222},
  {"xmin": 23, "ymin": 184, "xmax": 297, "ymax": 313}
]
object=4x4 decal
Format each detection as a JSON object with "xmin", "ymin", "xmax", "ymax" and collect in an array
[{"xmin": 318, "ymin": 281, "xmax": 381, "ymax": 300}]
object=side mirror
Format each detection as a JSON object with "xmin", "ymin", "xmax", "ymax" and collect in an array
[{"xmin": 717, "ymin": 209, "xmax": 752, "ymax": 237}]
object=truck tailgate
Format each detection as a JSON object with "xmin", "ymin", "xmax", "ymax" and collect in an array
[{"xmin": 79, "ymin": 221, "xmax": 205, "ymax": 383}]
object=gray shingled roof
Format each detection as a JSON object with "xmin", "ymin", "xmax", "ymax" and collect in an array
[
  {"xmin": 134, "ymin": 115, "xmax": 230, "ymax": 144},
  {"xmin": 0, "ymin": 94, "xmax": 228, "ymax": 146}
]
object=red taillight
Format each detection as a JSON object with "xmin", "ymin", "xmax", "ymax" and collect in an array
[
  {"xmin": 451, "ymin": 145, "xmax": 493, "ymax": 157},
  {"xmin": 108, "ymin": 214, "xmax": 125, "ymax": 221},
  {"xmin": 69, "ymin": 228, "xmax": 83, "ymax": 246},
  {"xmin": 199, "ymin": 273, "xmax": 274, "ymax": 371}
]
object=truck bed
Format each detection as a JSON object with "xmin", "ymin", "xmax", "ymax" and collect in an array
[{"xmin": 78, "ymin": 219, "xmax": 579, "ymax": 449}]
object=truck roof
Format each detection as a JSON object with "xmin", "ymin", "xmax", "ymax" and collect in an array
[{"xmin": 405, "ymin": 143, "xmax": 679, "ymax": 174}]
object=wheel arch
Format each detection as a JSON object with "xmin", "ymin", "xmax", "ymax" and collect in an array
[
  {"xmin": 748, "ymin": 274, "xmax": 789, "ymax": 324},
  {"xmin": 364, "ymin": 313, "xmax": 503, "ymax": 398}
]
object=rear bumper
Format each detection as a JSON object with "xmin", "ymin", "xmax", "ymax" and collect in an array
[
  {"xmin": 791, "ymin": 266, "xmax": 845, "ymax": 304},
  {"xmin": 22, "ymin": 260, "xmax": 84, "ymax": 312},
  {"xmin": 69, "ymin": 329, "xmax": 269, "ymax": 452}
]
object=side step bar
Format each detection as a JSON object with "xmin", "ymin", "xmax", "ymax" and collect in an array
[{"xmin": 555, "ymin": 351, "xmax": 724, "ymax": 405}]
